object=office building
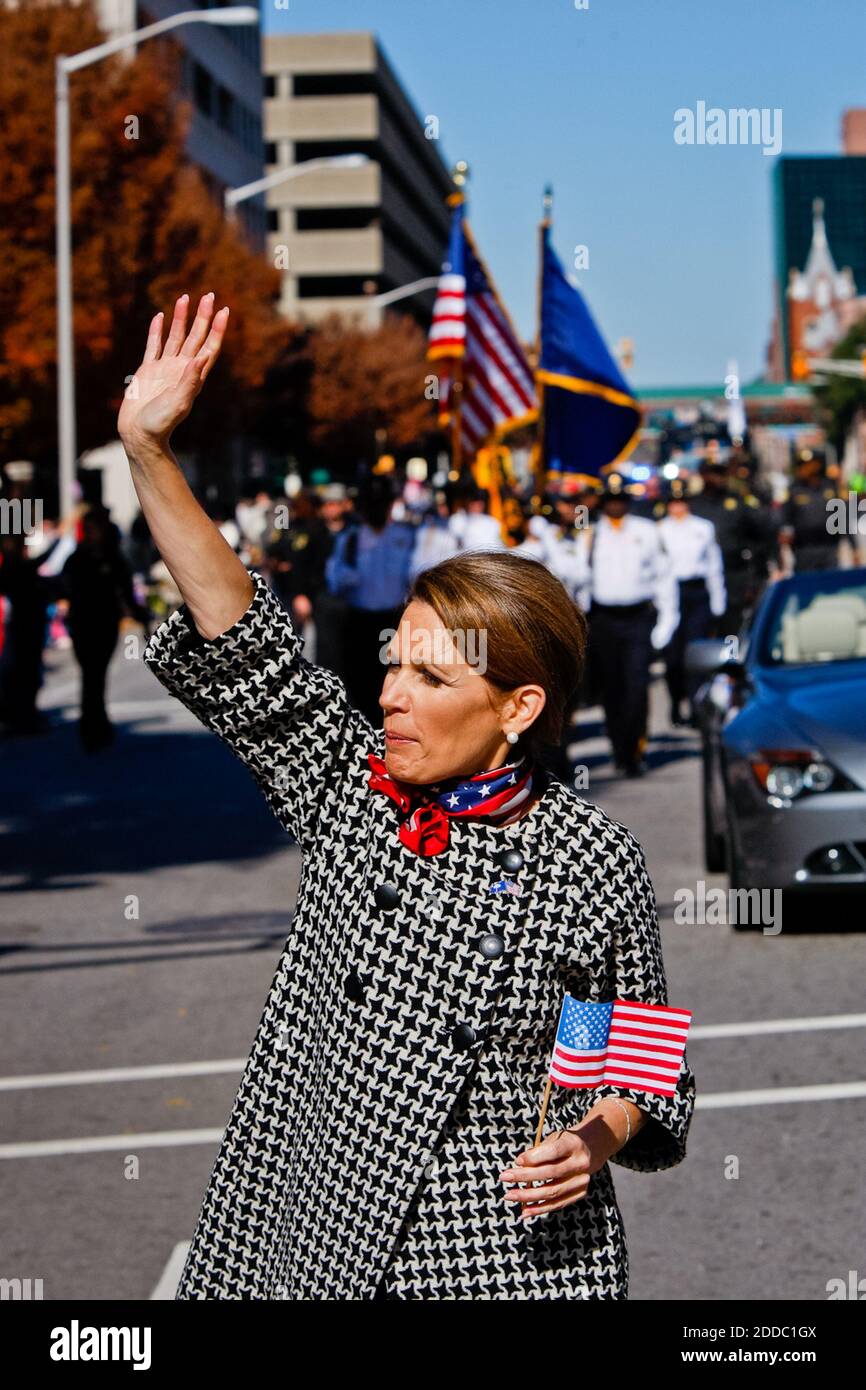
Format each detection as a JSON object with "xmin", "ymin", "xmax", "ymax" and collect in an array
[
  {"xmin": 95, "ymin": 0, "xmax": 266, "ymax": 245},
  {"xmin": 262, "ymin": 31, "xmax": 453, "ymax": 326}
]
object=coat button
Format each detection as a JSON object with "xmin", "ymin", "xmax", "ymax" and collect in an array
[
  {"xmin": 499, "ymin": 849, "xmax": 524, "ymax": 875},
  {"xmin": 344, "ymin": 970, "xmax": 365, "ymax": 1002},
  {"xmin": 479, "ymin": 933, "xmax": 505, "ymax": 960},
  {"xmin": 374, "ymin": 882, "xmax": 399, "ymax": 912},
  {"xmin": 450, "ymin": 1023, "xmax": 477, "ymax": 1051}
]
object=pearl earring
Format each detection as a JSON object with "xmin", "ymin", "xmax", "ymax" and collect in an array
[{"xmin": 505, "ymin": 731, "xmax": 519, "ymax": 745}]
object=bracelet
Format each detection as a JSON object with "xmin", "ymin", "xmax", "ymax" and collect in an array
[{"xmin": 607, "ymin": 1096, "xmax": 632, "ymax": 1146}]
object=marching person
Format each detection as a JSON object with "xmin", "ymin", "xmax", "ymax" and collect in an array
[
  {"xmin": 689, "ymin": 455, "xmax": 774, "ymax": 639},
  {"xmin": 61, "ymin": 504, "xmax": 147, "ymax": 751},
  {"xmin": 448, "ymin": 483, "xmax": 506, "ymax": 552},
  {"xmin": 118, "ymin": 292, "xmax": 695, "ymax": 1301},
  {"xmin": 312, "ymin": 482, "xmax": 353, "ymax": 679},
  {"xmin": 778, "ymin": 447, "xmax": 842, "ymax": 573},
  {"xmin": 325, "ymin": 474, "xmax": 415, "ymax": 726},
  {"xmin": 657, "ymin": 479, "xmax": 726, "ymax": 727},
  {"xmin": 409, "ymin": 497, "xmax": 459, "ymax": 580},
  {"xmin": 575, "ymin": 472, "xmax": 678, "ymax": 777}
]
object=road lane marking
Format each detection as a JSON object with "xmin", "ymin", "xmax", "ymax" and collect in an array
[
  {"xmin": 2, "ymin": 1081, "xmax": 866, "ymax": 1158},
  {"xmin": 150, "ymin": 1242, "xmax": 191, "ymax": 1300},
  {"xmin": 690, "ymin": 1012, "xmax": 866, "ymax": 1039},
  {"xmin": 0, "ymin": 1128, "xmax": 223, "ymax": 1158},
  {"xmin": 0, "ymin": 1059, "xmax": 245, "ymax": 1091},
  {"xmin": 3, "ymin": 1013, "xmax": 865, "ymax": 1092},
  {"xmin": 697, "ymin": 1081, "xmax": 866, "ymax": 1108}
]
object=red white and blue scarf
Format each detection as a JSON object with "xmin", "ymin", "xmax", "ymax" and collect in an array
[{"xmin": 367, "ymin": 752, "xmax": 535, "ymax": 857}]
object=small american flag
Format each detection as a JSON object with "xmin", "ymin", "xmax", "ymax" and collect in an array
[{"xmin": 549, "ymin": 994, "xmax": 692, "ymax": 1098}]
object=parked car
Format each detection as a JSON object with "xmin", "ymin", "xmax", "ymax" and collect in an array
[{"xmin": 688, "ymin": 568, "xmax": 866, "ymax": 911}]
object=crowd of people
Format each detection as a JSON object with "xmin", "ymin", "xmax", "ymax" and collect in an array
[{"xmin": 0, "ymin": 443, "xmax": 860, "ymax": 773}]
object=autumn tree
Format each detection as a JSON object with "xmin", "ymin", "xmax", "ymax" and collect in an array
[
  {"xmin": 306, "ymin": 311, "xmax": 441, "ymax": 473},
  {"xmin": 0, "ymin": 0, "xmax": 293, "ymax": 471}
]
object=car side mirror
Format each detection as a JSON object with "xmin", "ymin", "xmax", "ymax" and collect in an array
[{"xmin": 684, "ymin": 638, "xmax": 730, "ymax": 675}]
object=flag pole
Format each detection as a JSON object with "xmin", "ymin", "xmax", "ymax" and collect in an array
[
  {"xmin": 447, "ymin": 169, "xmax": 468, "ymax": 480},
  {"xmin": 533, "ymin": 989, "xmax": 566, "ymax": 1148},
  {"xmin": 534, "ymin": 1076, "xmax": 553, "ymax": 1147},
  {"xmin": 533, "ymin": 184, "xmax": 553, "ymax": 499}
]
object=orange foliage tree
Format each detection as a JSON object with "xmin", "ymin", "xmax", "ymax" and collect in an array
[
  {"xmin": 0, "ymin": 0, "xmax": 292, "ymax": 467},
  {"xmin": 306, "ymin": 311, "xmax": 440, "ymax": 472}
]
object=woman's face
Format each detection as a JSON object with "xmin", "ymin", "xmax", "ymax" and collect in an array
[{"xmin": 379, "ymin": 599, "xmax": 545, "ymax": 785}]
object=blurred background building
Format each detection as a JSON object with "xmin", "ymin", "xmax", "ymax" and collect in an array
[
  {"xmin": 767, "ymin": 114, "xmax": 866, "ymax": 381},
  {"xmin": 94, "ymin": 0, "xmax": 267, "ymax": 246},
  {"xmin": 262, "ymin": 31, "xmax": 453, "ymax": 327}
]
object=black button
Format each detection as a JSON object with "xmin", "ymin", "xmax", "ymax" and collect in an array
[
  {"xmin": 451, "ymin": 1023, "xmax": 477, "ymax": 1052},
  {"xmin": 479, "ymin": 933, "xmax": 505, "ymax": 960},
  {"xmin": 374, "ymin": 882, "xmax": 399, "ymax": 912},
  {"xmin": 499, "ymin": 849, "xmax": 524, "ymax": 875},
  {"xmin": 344, "ymin": 970, "xmax": 365, "ymax": 1002}
]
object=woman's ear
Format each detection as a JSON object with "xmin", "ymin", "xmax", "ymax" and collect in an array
[{"xmin": 502, "ymin": 684, "xmax": 546, "ymax": 738}]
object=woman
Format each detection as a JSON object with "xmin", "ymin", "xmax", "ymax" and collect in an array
[{"xmin": 119, "ymin": 293, "xmax": 696, "ymax": 1301}]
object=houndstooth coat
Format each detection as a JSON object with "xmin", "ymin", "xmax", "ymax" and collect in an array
[{"xmin": 143, "ymin": 568, "xmax": 696, "ymax": 1301}]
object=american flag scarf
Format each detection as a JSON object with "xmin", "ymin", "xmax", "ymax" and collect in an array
[{"xmin": 367, "ymin": 753, "xmax": 535, "ymax": 857}]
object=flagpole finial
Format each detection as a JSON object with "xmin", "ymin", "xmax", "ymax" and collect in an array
[
  {"xmin": 452, "ymin": 161, "xmax": 470, "ymax": 189},
  {"xmin": 542, "ymin": 184, "xmax": 554, "ymax": 224}
]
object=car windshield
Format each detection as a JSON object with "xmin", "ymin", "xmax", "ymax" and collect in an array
[{"xmin": 760, "ymin": 572, "xmax": 866, "ymax": 666}]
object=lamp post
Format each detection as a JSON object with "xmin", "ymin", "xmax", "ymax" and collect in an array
[
  {"xmin": 55, "ymin": 7, "xmax": 260, "ymax": 517},
  {"xmin": 224, "ymin": 153, "xmax": 369, "ymax": 213}
]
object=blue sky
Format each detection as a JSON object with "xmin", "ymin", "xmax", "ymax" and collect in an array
[{"xmin": 266, "ymin": 0, "xmax": 866, "ymax": 388}]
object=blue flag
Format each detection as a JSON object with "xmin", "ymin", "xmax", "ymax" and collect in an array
[{"xmin": 538, "ymin": 225, "xmax": 640, "ymax": 478}]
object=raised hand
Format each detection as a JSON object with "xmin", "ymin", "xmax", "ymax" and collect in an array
[{"xmin": 118, "ymin": 292, "xmax": 229, "ymax": 449}]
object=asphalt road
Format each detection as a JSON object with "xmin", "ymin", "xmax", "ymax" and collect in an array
[{"xmin": 1, "ymin": 635, "xmax": 864, "ymax": 1302}]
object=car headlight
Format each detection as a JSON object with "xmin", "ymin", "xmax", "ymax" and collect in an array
[
  {"xmin": 750, "ymin": 751, "xmax": 854, "ymax": 800},
  {"xmin": 765, "ymin": 764, "xmax": 804, "ymax": 798},
  {"xmin": 802, "ymin": 761, "xmax": 835, "ymax": 792}
]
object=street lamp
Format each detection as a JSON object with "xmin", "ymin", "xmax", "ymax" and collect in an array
[
  {"xmin": 365, "ymin": 277, "xmax": 440, "ymax": 308},
  {"xmin": 224, "ymin": 153, "xmax": 369, "ymax": 211},
  {"xmin": 55, "ymin": 7, "xmax": 260, "ymax": 517},
  {"xmin": 359, "ymin": 276, "xmax": 441, "ymax": 331}
]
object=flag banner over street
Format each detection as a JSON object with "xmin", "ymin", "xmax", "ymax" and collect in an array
[
  {"xmin": 538, "ymin": 223, "xmax": 641, "ymax": 478},
  {"xmin": 548, "ymin": 994, "xmax": 692, "ymax": 1097},
  {"xmin": 428, "ymin": 196, "xmax": 536, "ymax": 455}
]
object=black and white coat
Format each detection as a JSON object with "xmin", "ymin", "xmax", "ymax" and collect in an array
[{"xmin": 143, "ymin": 569, "xmax": 696, "ymax": 1301}]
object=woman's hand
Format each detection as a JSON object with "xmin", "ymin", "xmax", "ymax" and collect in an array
[
  {"xmin": 498, "ymin": 1129, "xmax": 594, "ymax": 1221},
  {"xmin": 118, "ymin": 292, "xmax": 229, "ymax": 451}
]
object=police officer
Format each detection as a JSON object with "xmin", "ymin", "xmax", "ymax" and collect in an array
[
  {"xmin": 657, "ymin": 479, "xmax": 726, "ymax": 726},
  {"xmin": 779, "ymin": 448, "xmax": 841, "ymax": 572},
  {"xmin": 689, "ymin": 455, "xmax": 775, "ymax": 640},
  {"xmin": 574, "ymin": 472, "xmax": 678, "ymax": 778}
]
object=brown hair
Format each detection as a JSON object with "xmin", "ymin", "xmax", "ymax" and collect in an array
[{"xmin": 406, "ymin": 550, "xmax": 587, "ymax": 759}]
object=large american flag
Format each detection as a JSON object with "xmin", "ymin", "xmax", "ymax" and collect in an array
[
  {"xmin": 549, "ymin": 994, "xmax": 692, "ymax": 1098},
  {"xmin": 428, "ymin": 200, "xmax": 536, "ymax": 455}
]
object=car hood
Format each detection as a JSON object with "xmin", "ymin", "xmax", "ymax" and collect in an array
[{"xmin": 749, "ymin": 664, "xmax": 866, "ymax": 785}]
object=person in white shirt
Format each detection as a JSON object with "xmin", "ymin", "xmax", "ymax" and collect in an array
[
  {"xmin": 447, "ymin": 485, "xmax": 506, "ymax": 554},
  {"xmin": 575, "ymin": 472, "xmax": 679, "ymax": 777},
  {"xmin": 409, "ymin": 503, "xmax": 459, "ymax": 581},
  {"xmin": 657, "ymin": 480, "xmax": 726, "ymax": 726}
]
